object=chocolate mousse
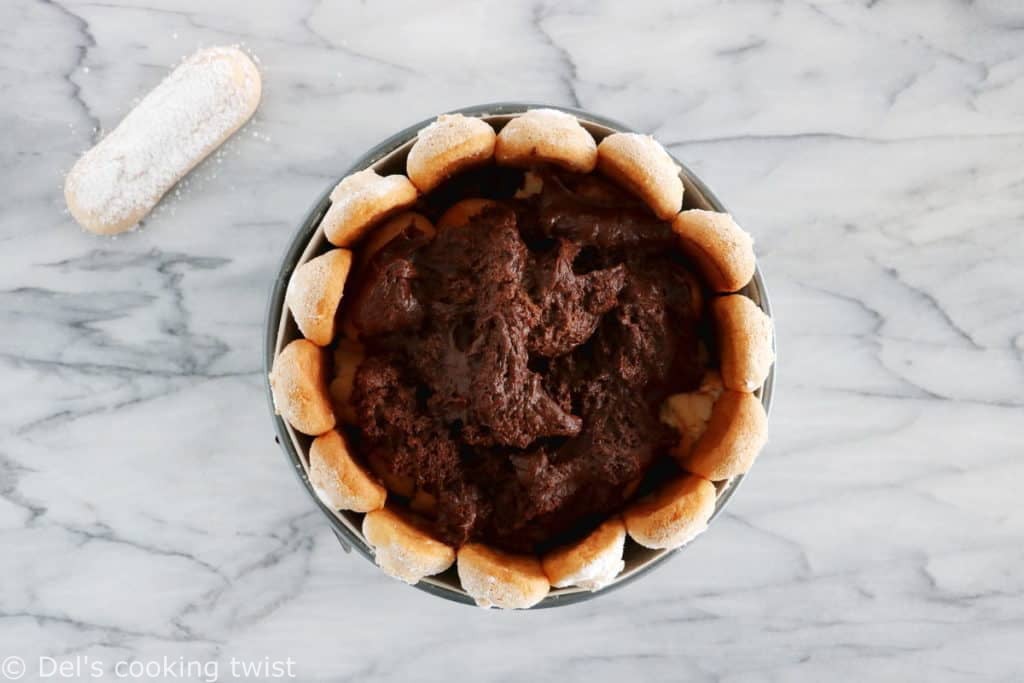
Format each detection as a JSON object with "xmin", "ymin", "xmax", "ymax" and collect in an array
[{"xmin": 343, "ymin": 167, "xmax": 710, "ymax": 553}]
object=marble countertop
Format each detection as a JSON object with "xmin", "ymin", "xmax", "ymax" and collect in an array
[{"xmin": 3, "ymin": 0, "xmax": 1022, "ymax": 680}]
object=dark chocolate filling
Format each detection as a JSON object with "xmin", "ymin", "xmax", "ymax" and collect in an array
[{"xmin": 342, "ymin": 166, "xmax": 710, "ymax": 553}]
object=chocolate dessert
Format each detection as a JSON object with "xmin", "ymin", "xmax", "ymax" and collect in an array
[{"xmin": 343, "ymin": 168, "xmax": 709, "ymax": 553}]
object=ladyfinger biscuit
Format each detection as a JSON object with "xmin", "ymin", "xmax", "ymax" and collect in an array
[
  {"xmin": 495, "ymin": 109, "xmax": 597, "ymax": 173},
  {"xmin": 268, "ymin": 339, "xmax": 335, "ymax": 436},
  {"xmin": 624, "ymin": 474, "xmax": 716, "ymax": 550},
  {"xmin": 596, "ymin": 133, "xmax": 683, "ymax": 220},
  {"xmin": 671, "ymin": 210, "xmax": 756, "ymax": 293},
  {"xmin": 65, "ymin": 46, "xmax": 261, "ymax": 235},
  {"xmin": 309, "ymin": 430, "xmax": 385, "ymax": 513},
  {"xmin": 328, "ymin": 338, "xmax": 364, "ymax": 425},
  {"xmin": 437, "ymin": 199, "xmax": 500, "ymax": 229},
  {"xmin": 660, "ymin": 370, "xmax": 725, "ymax": 457},
  {"xmin": 457, "ymin": 543, "xmax": 551, "ymax": 609},
  {"xmin": 406, "ymin": 114, "xmax": 496, "ymax": 193},
  {"xmin": 683, "ymin": 390, "xmax": 768, "ymax": 481},
  {"xmin": 713, "ymin": 295, "xmax": 774, "ymax": 392},
  {"xmin": 285, "ymin": 249, "xmax": 353, "ymax": 346},
  {"xmin": 362, "ymin": 507, "xmax": 456, "ymax": 584},
  {"xmin": 542, "ymin": 517, "xmax": 626, "ymax": 591},
  {"xmin": 366, "ymin": 454, "xmax": 416, "ymax": 499},
  {"xmin": 514, "ymin": 169, "xmax": 544, "ymax": 199},
  {"xmin": 359, "ymin": 212, "xmax": 436, "ymax": 265},
  {"xmin": 321, "ymin": 169, "xmax": 418, "ymax": 247}
]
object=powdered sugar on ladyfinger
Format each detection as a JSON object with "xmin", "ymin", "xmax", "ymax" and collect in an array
[{"xmin": 64, "ymin": 46, "xmax": 261, "ymax": 235}]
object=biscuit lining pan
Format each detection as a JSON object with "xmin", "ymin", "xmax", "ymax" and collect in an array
[{"xmin": 264, "ymin": 102, "xmax": 776, "ymax": 608}]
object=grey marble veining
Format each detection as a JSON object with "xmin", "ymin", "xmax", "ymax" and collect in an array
[{"xmin": 1, "ymin": 0, "xmax": 1023, "ymax": 681}]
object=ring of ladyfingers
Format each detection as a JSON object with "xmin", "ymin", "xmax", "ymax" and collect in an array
[{"xmin": 274, "ymin": 108, "xmax": 774, "ymax": 608}]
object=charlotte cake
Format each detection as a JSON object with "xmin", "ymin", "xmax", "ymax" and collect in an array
[{"xmin": 270, "ymin": 109, "xmax": 774, "ymax": 608}]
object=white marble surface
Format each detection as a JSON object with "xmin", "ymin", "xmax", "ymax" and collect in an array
[{"xmin": 2, "ymin": 0, "xmax": 1023, "ymax": 680}]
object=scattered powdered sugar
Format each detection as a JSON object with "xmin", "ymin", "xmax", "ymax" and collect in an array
[{"xmin": 64, "ymin": 45, "xmax": 261, "ymax": 234}]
